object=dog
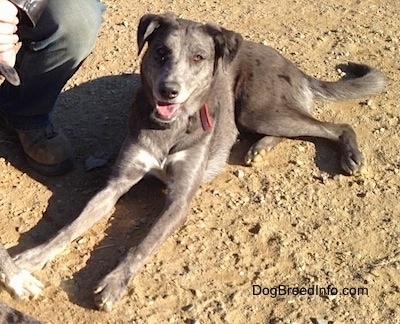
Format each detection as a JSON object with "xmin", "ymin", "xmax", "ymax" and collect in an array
[{"xmin": 11, "ymin": 13, "xmax": 386, "ymax": 311}]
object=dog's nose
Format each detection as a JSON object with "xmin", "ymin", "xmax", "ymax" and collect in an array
[{"xmin": 159, "ymin": 82, "xmax": 181, "ymax": 100}]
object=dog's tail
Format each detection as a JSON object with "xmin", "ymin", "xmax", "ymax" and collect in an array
[{"xmin": 307, "ymin": 62, "xmax": 387, "ymax": 101}]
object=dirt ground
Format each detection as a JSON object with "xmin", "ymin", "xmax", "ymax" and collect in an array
[{"xmin": 0, "ymin": 0, "xmax": 399, "ymax": 323}]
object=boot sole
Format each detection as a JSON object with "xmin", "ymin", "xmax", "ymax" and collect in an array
[{"xmin": 25, "ymin": 154, "xmax": 75, "ymax": 176}]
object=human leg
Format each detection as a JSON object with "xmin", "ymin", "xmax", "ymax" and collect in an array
[{"xmin": 0, "ymin": 0, "xmax": 105, "ymax": 175}]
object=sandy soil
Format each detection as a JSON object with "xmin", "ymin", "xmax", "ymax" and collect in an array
[{"xmin": 0, "ymin": 0, "xmax": 399, "ymax": 323}]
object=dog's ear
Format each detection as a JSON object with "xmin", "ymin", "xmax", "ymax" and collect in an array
[
  {"xmin": 137, "ymin": 13, "xmax": 177, "ymax": 55},
  {"xmin": 205, "ymin": 24, "xmax": 243, "ymax": 73}
]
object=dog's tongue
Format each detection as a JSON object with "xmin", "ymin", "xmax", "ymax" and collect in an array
[{"xmin": 156, "ymin": 102, "xmax": 181, "ymax": 119}]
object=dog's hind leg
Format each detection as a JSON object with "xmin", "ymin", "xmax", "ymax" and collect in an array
[
  {"xmin": 93, "ymin": 145, "xmax": 208, "ymax": 312},
  {"xmin": 240, "ymin": 108, "xmax": 363, "ymax": 174},
  {"xmin": 13, "ymin": 139, "xmax": 152, "ymax": 272}
]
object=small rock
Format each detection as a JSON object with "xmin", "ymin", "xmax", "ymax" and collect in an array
[
  {"xmin": 182, "ymin": 304, "xmax": 195, "ymax": 312},
  {"xmin": 353, "ymin": 165, "xmax": 368, "ymax": 177},
  {"xmin": 311, "ymin": 318, "xmax": 330, "ymax": 324},
  {"xmin": 85, "ymin": 156, "xmax": 107, "ymax": 170},
  {"xmin": 333, "ymin": 174, "xmax": 342, "ymax": 181},
  {"xmin": 191, "ymin": 289, "xmax": 202, "ymax": 298},
  {"xmin": 186, "ymin": 319, "xmax": 200, "ymax": 324},
  {"xmin": 326, "ymin": 294, "xmax": 337, "ymax": 301},
  {"xmin": 297, "ymin": 145, "xmax": 306, "ymax": 152},
  {"xmin": 249, "ymin": 223, "xmax": 261, "ymax": 234},
  {"xmin": 234, "ymin": 170, "xmax": 245, "ymax": 178},
  {"xmin": 76, "ymin": 237, "xmax": 87, "ymax": 245}
]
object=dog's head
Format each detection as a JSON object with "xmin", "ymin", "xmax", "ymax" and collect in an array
[{"xmin": 137, "ymin": 13, "xmax": 243, "ymax": 125}]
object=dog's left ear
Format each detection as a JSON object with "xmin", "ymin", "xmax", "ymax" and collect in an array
[
  {"xmin": 205, "ymin": 24, "xmax": 243, "ymax": 73},
  {"xmin": 137, "ymin": 13, "xmax": 177, "ymax": 55}
]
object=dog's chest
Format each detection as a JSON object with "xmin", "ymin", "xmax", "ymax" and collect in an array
[{"xmin": 135, "ymin": 148, "xmax": 192, "ymax": 182}]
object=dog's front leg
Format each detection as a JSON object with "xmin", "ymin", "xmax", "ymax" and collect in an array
[
  {"xmin": 14, "ymin": 139, "xmax": 155, "ymax": 272},
  {"xmin": 94, "ymin": 146, "xmax": 208, "ymax": 311}
]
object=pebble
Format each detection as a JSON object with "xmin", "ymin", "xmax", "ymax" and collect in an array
[
  {"xmin": 326, "ymin": 294, "xmax": 337, "ymax": 301},
  {"xmin": 234, "ymin": 170, "xmax": 245, "ymax": 178},
  {"xmin": 191, "ymin": 289, "xmax": 202, "ymax": 298},
  {"xmin": 312, "ymin": 319, "xmax": 330, "ymax": 324},
  {"xmin": 85, "ymin": 156, "xmax": 108, "ymax": 170},
  {"xmin": 186, "ymin": 319, "xmax": 200, "ymax": 324},
  {"xmin": 297, "ymin": 145, "xmax": 306, "ymax": 152},
  {"xmin": 182, "ymin": 304, "xmax": 195, "ymax": 312},
  {"xmin": 77, "ymin": 237, "xmax": 87, "ymax": 245}
]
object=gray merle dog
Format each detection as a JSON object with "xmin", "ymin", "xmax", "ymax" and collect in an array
[{"xmin": 4, "ymin": 13, "xmax": 387, "ymax": 311}]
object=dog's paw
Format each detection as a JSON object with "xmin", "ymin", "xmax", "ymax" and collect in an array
[
  {"xmin": 94, "ymin": 272, "xmax": 129, "ymax": 312},
  {"xmin": 245, "ymin": 147, "xmax": 268, "ymax": 165},
  {"xmin": 245, "ymin": 136, "xmax": 283, "ymax": 166},
  {"xmin": 340, "ymin": 150, "xmax": 365, "ymax": 175},
  {"xmin": 1, "ymin": 270, "xmax": 44, "ymax": 300}
]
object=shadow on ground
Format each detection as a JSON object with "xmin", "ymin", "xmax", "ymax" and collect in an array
[{"xmin": 2, "ymin": 73, "xmax": 140, "ymax": 250}]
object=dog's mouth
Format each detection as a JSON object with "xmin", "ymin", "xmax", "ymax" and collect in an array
[{"xmin": 154, "ymin": 101, "xmax": 182, "ymax": 121}]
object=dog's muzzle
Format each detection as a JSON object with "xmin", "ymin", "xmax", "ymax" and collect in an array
[
  {"xmin": 155, "ymin": 102, "xmax": 182, "ymax": 120},
  {"xmin": 150, "ymin": 101, "xmax": 182, "ymax": 127}
]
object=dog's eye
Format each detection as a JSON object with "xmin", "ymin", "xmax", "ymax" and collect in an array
[
  {"xmin": 193, "ymin": 54, "xmax": 204, "ymax": 62},
  {"xmin": 156, "ymin": 47, "xmax": 169, "ymax": 62},
  {"xmin": 156, "ymin": 47, "xmax": 167, "ymax": 55}
]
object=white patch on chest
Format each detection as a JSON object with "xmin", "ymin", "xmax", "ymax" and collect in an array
[{"xmin": 136, "ymin": 148, "xmax": 188, "ymax": 181}]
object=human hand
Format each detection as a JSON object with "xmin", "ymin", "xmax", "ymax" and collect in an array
[{"xmin": 0, "ymin": 0, "xmax": 20, "ymax": 85}]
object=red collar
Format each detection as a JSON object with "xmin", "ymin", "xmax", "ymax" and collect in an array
[{"xmin": 199, "ymin": 103, "xmax": 213, "ymax": 131}]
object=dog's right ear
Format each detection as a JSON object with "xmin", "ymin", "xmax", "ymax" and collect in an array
[
  {"xmin": 137, "ymin": 13, "xmax": 176, "ymax": 55},
  {"xmin": 205, "ymin": 24, "xmax": 243, "ymax": 73}
]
